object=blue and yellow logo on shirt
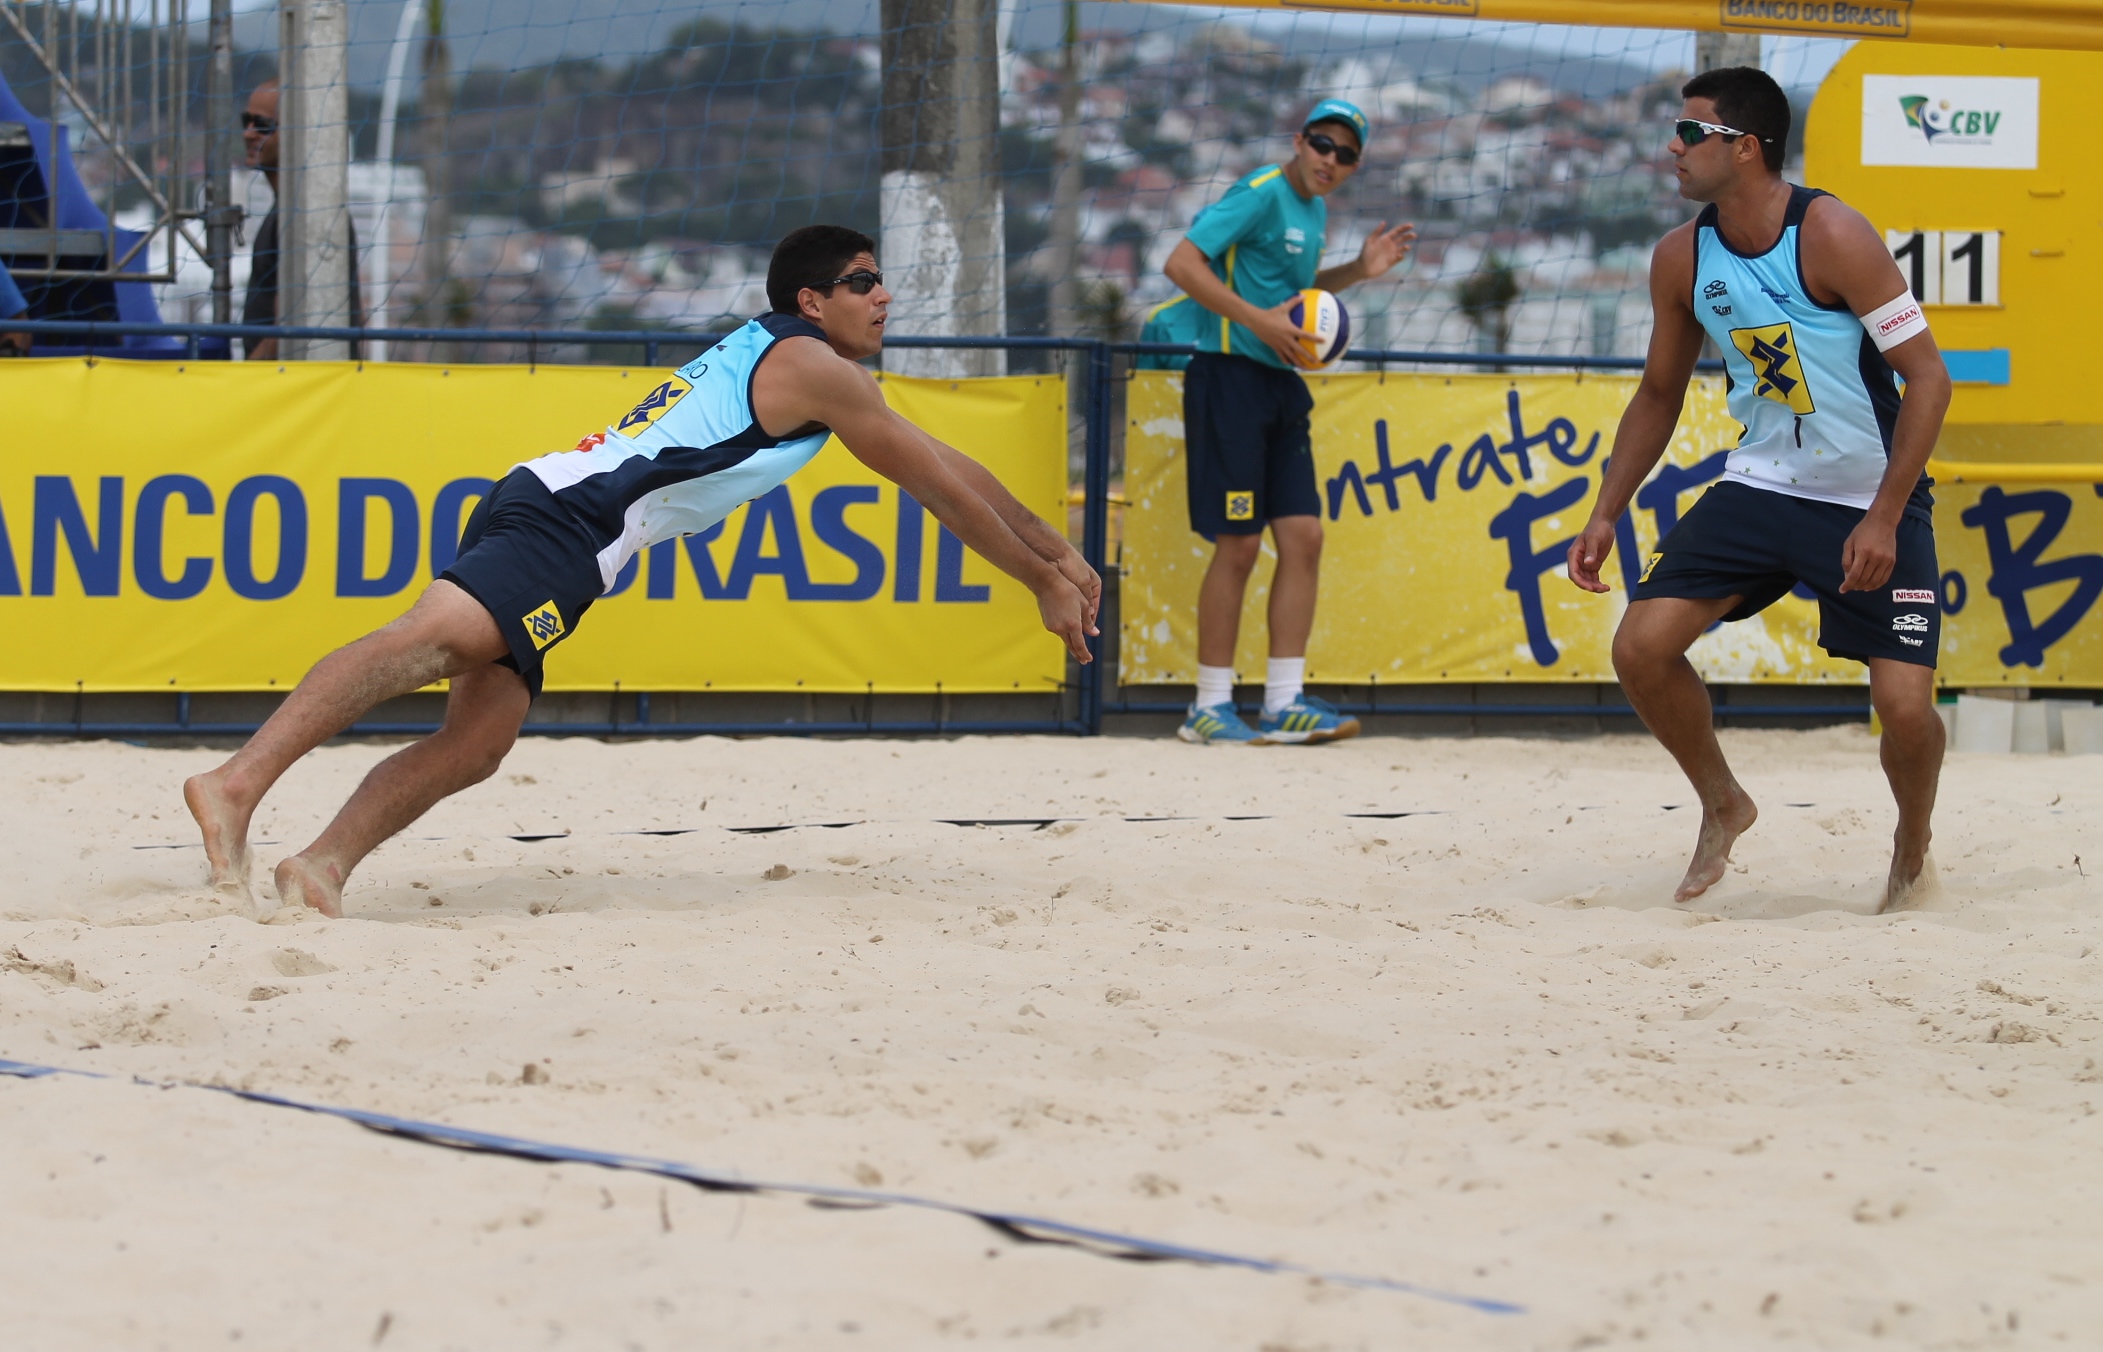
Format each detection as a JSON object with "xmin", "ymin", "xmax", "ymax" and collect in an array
[
  {"xmin": 615, "ymin": 377, "xmax": 692, "ymax": 434},
  {"xmin": 1729, "ymin": 323, "xmax": 1816, "ymax": 415},
  {"xmin": 521, "ymin": 601, "xmax": 567, "ymax": 651}
]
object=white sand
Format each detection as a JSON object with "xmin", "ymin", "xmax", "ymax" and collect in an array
[{"xmin": 2, "ymin": 727, "xmax": 2099, "ymax": 1349}]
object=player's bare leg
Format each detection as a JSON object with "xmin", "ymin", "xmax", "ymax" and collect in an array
[
  {"xmin": 274, "ymin": 664, "xmax": 529, "ymax": 917},
  {"xmin": 1195, "ymin": 531, "xmax": 1264, "ymax": 667},
  {"xmin": 1613, "ymin": 595, "xmax": 1758, "ymax": 901},
  {"xmin": 185, "ymin": 581, "xmax": 508, "ymax": 906},
  {"xmin": 1867, "ymin": 658, "xmax": 1943, "ymax": 913},
  {"xmin": 1265, "ymin": 514, "xmax": 1322, "ymax": 659}
]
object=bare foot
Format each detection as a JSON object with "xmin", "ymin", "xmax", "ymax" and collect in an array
[
  {"xmin": 1878, "ymin": 831, "xmax": 1935, "ymax": 914},
  {"xmin": 183, "ymin": 770, "xmax": 254, "ymax": 899},
  {"xmin": 1675, "ymin": 788, "xmax": 1759, "ymax": 902},
  {"xmin": 274, "ymin": 855, "xmax": 346, "ymax": 919}
]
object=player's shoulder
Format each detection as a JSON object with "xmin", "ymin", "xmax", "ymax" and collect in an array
[
  {"xmin": 755, "ymin": 326, "xmax": 845, "ymax": 380},
  {"xmin": 1651, "ymin": 219, "xmax": 1699, "ymax": 268},
  {"xmin": 758, "ymin": 326, "xmax": 877, "ymax": 406},
  {"xmin": 1221, "ymin": 164, "xmax": 1290, "ymax": 204},
  {"xmin": 1797, "ymin": 186, "xmax": 1875, "ymax": 239}
]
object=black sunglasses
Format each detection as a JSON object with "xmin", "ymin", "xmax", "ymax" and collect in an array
[
  {"xmin": 1303, "ymin": 130, "xmax": 1360, "ymax": 166},
  {"xmin": 242, "ymin": 112, "xmax": 277, "ymax": 134},
  {"xmin": 1672, "ymin": 117, "xmax": 1774, "ymax": 147},
  {"xmin": 815, "ymin": 269, "xmax": 883, "ymax": 296}
]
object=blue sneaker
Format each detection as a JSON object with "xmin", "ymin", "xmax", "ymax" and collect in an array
[
  {"xmin": 1258, "ymin": 694, "xmax": 1360, "ymax": 745},
  {"xmin": 1177, "ymin": 702, "xmax": 1262, "ymax": 745}
]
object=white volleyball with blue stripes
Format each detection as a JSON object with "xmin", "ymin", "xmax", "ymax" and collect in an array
[{"xmin": 1286, "ymin": 288, "xmax": 1350, "ymax": 366}]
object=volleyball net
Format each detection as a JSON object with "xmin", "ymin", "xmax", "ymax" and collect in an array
[{"xmin": 0, "ymin": 1, "xmax": 1860, "ymax": 366}]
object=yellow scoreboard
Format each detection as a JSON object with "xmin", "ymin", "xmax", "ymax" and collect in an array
[{"xmin": 1806, "ymin": 43, "xmax": 2103, "ymax": 467}]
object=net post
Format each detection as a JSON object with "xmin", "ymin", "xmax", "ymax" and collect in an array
[
  {"xmin": 203, "ymin": 0, "xmax": 238, "ymax": 327},
  {"xmin": 879, "ymin": 0, "xmax": 1006, "ymax": 379},
  {"xmin": 1080, "ymin": 339, "xmax": 1113, "ymax": 735},
  {"xmin": 278, "ymin": 0, "xmax": 354, "ymax": 361}
]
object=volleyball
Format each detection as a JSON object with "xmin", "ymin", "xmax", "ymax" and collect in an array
[{"xmin": 1287, "ymin": 288, "xmax": 1350, "ymax": 366}]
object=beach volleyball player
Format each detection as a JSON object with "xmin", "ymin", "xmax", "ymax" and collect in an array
[
  {"xmin": 1567, "ymin": 68, "xmax": 1952, "ymax": 912},
  {"xmin": 1156, "ymin": 98, "xmax": 1416, "ymax": 745},
  {"xmin": 185, "ymin": 226, "xmax": 1100, "ymax": 917}
]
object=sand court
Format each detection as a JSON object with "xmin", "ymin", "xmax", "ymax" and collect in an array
[{"xmin": 3, "ymin": 728, "xmax": 2100, "ymax": 1348}]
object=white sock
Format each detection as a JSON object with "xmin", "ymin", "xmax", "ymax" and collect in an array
[
  {"xmin": 1194, "ymin": 664, "xmax": 1236, "ymax": 710},
  {"xmin": 1264, "ymin": 657, "xmax": 1305, "ymax": 714}
]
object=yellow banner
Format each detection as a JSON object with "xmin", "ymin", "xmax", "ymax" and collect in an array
[
  {"xmin": 1121, "ymin": 370, "xmax": 2103, "ymax": 689},
  {"xmin": 1107, "ymin": 0, "xmax": 2103, "ymax": 52},
  {"xmin": 0, "ymin": 360, "xmax": 1068, "ymax": 694}
]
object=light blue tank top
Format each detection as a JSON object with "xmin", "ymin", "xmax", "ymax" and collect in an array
[
  {"xmin": 1693, "ymin": 186, "xmax": 1926, "ymax": 517},
  {"xmin": 520, "ymin": 312, "xmax": 834, "ymax": 589}
]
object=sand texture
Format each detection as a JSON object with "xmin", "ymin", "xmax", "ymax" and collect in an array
[{"xmin": 2, "ymin": 727, "xmax": 2099, "ymax": 1349}]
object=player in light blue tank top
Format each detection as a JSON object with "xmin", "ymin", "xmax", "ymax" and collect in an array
[
  {"xmin": 1695, "ymin": 186, "xmax": 1922, "ymax": 515},
  {"xmin": 1567, "ymin": 67, "xmax": 1953, "ymax": 915},
  {"xmin": 181, "ymin": 226, "xmax": 1102, "ymax": 919}
]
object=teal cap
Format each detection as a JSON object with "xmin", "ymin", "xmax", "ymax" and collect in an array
[{"xmin": 1303, "ymin": 98, "xmax": 1370, "ymax": 147}]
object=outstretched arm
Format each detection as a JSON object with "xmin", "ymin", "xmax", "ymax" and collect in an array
[
  {"xmin": 752, "ymin": 339, "xmax": 1097, "ymax": 662},
  {"xmin": 1568, "ymin": 226, "xmax": 1705, "ymax": 593},
  {"xmin": 1800, "ymin": 197, "xmax": 1951, "ymax": 594},
  {"xmin": 917, "ymin": 431, "xmax": 1100, "ymax": 630}
]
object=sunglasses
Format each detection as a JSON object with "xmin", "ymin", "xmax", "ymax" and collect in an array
[
  {"xmin": 1672, "ymin": 117, "xmax": 1774, "ymax": 147},
  {"xmin": 242, "ymin": 112, "xmax": 277, "ymax": 134},
  {"xmin": 815, "ymin": 269, "xmax": 883, "ymax": 296},
  {"xmin": 1303, "ymin": 130, "xmax": 1360, "ymax": 167}
]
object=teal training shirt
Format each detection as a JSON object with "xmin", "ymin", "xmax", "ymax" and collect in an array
[
  {"xmin": 1183, "ymin": 164, "xmax": 1327, "ymax": 370},
  {"xmin": 1135, "ymin": 293, "xmax": 1205, "ymax": 370}
]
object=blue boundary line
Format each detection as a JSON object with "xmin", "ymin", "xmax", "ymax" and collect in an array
[{"xmin": 0, "ymin": 1055, "xmax": 1521, "ymax": 1315}]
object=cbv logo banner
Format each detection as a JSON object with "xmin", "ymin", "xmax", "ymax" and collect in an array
[
  {"xmin": 0, "ymin": 361, "xmax": 1067, "ymax": 694},
  {"xmin": 1119, "ymin": 371, "xmax": 2103, "ymax": 691},
  {"xmin": 1861, "ymin": 74, "xmax": 2039, "ymax": 170}
]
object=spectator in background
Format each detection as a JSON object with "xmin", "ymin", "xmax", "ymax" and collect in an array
[
  {"xmin": 0, "ymin": 255, "xmax": 29, "ymax": 354},
  {"xmin": 1159, "ymin": 98, "xmax": 1415, "ymax": 746},
  {"xmin": 241, "ymin": 79, "xmax": 361, "ymax": 360}
]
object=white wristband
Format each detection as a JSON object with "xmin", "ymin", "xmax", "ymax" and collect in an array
[{"xmin": 1864, "ymin": 291, "xmax": 1928, "ymax": 352}]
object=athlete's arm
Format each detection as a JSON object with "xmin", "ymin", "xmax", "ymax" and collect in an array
[
  {"xmin": 752, "ymin": 339, "xmax": 1097, "ymax": 662},
  {"xmin": 917, "ymin": 432, "xmax": 1101, "ymax": 630},
  {"xmin": 1163, "ymin": 238, "xmax": 1315, "ymax": 369},
  {"xmin": 1800, "ymin": 198, "xmax": 1952, "ymax": 594},
  {"xmin": 1569, "ymin": 225, "xmax": 1705, "ymax": 593},
  {"xmin": 1315, "ymin": 221, "xmax": 1418, "ymax": 292}
]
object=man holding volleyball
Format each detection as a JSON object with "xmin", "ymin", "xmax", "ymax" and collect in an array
[{"xmin": 1160, "ymin": 98, "xmax": 1416, "ymax": 745}]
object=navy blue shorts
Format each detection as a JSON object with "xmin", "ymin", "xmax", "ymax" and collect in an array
[
  {"xmin": 1183, "ymin": 352, "xmax": 1320, "ymax": 538},
  {"xmin": 1632, "ymin": 480, "xmax": 1940, "ymax": 667},
  {"xmin": 439, "ymin": 469, "xmax": 607, "ymax": 698}
]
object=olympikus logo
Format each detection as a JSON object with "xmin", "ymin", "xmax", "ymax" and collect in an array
[
  {"xmin": 1892, "ymin": 612, "xmax": 1930, "ymax": 632},
  {"xmin": 1892, "ymin": 588, "xmax": 1935, "ymax": 602}
]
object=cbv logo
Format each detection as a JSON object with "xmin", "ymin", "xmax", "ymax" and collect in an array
[{"xmin": 1899, "ymin": 95, "xmax": 2002, "ymax": 144}]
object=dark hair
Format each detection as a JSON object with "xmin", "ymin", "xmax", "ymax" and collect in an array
[
  {"xmin": 766, "ymin": 225, "xmax": 877, "ymax": 313},
  {"xmin": 1682, "ymin": 66, "xmax": 1789, "ymax": 172}
]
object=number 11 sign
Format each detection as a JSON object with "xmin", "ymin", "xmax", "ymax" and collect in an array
[{"xmin": 1885, "ymin": 230, "xmax": 2002, "ymax": 307}]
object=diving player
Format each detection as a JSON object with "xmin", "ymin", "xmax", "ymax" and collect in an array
[
  {"xmin": 1566, "ymin": 67, "xmax": 1952, "ymax": 913},
  {"xmin": 185, "ymin": 225, "xmax": 1100, "ymax": 918}
]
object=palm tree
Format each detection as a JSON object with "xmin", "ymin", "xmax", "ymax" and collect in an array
[{"xmin": 1456, "ymin": 253, "xmax": 1521, "ymax": 361}]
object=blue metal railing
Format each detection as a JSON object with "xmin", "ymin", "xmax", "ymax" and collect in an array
[{"xmin": 1, "ymin": 320, "xmax": 1828, "ymax": 738}]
